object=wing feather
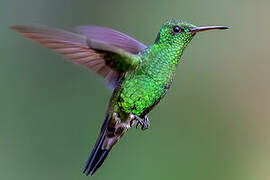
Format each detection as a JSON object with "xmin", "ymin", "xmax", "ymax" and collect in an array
[
  {"xmin": 76, "ymin": 26, "xmax": 147, "ymax": 54},
  {"xmin": 11, "ymin": 25, "xmax": 123, "ymax": 87},
  {"xmin": 11, "ymin": 24, "xmax": 146, "ymax": 89}
]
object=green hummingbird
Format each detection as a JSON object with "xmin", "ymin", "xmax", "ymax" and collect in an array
[{"xmin": 11, "ymin": 19, "xmax": 228, "ymax": 175}]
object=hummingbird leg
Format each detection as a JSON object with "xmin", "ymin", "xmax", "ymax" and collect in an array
[
  {"xmin": 133, "ymin": 115, "xmax": 150, "ymax": 131},
  {"xmin": 142, "ymin": 116, "xmax": 150, "ymax": 130},
  {"xmin": 128, "ymin": 114, "xmax": 142, "ymax": 128}
]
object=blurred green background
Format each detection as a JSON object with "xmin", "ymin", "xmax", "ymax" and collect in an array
[{"xmin": 1, "ymin": 0, "xmax": 270, "ymax": 179}]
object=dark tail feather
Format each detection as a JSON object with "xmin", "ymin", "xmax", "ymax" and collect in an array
[{"xmin": 83, "ymin": 115, "xmax": 110, "ymax": 176}]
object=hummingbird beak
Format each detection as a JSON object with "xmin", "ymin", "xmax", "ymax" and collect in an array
[{"xmin": 191, "ymin": 26, "xmax": 229, "ymax": 34}]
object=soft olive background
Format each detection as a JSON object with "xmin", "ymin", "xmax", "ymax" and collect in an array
[{"xmin": 1, "ymin": 0, "xmax": 270, "ymax": 180}]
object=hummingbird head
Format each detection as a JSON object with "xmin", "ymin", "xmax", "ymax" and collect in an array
[{"xmin": 155, "ymin": 19, "xmax": 228, "ymax": 49}]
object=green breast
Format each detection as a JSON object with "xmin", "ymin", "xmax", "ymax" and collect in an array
[
  {"xmin": 118, "ymin": 72, "xmax": 166, "ymax": 116},
  {"xmin": 115, "ymin": 43, "xmax": 183, "ymax": 117}
]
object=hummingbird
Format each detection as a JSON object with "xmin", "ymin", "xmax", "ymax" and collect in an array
[{"xmin": 11, "ymin": 19, "xmax": 228, "ymax": 175}]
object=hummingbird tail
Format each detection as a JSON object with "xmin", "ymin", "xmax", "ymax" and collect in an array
[{"xmin": 83, "ymin": 115, "xmax": 110, "ymax": 176}]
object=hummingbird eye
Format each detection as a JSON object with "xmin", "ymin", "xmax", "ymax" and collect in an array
[{"xmin": 172, "ymin": 25, "xmax": 183, "ymax": 34}]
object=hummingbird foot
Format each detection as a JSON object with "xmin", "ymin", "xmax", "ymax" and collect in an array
[{"xmin": 132, "ymin": 115, "xmax": 150, "ymax": 131}]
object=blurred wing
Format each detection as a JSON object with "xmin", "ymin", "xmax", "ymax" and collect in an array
[
  {"xmin": 11, "ymin": 25, "xmax": 143, "ymax": 88},
  {"xmin": 76, "ymin": 26, "xmax": 147, "ymax": 54}
]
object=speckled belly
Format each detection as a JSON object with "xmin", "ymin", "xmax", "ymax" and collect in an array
[{"xmin": 117, "ymin": 74, "xmax": 166, "ymax": 116}]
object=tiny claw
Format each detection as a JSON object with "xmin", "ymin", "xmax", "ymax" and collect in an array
[
  {"xmin": 141, "ymin": 116, "xmax": 150, "ymax": 131},
  {"xmin": 135, "ymin": 121, "xmax": 141, "ymax": 129},
  {"xmin": 141, "ymin": 125, "xmax": 147, "ymax": 131},
  {"xmin": 129, "ymin": 113, "xmax": 150, "ymax": 130},
  {"xmin": 141, "ymin": 123, "xmax": 148, "ymax": 131}
]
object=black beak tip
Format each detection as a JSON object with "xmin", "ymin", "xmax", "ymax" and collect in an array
[{"xmin": 220, "ymin": 26, "xmax": 229, "ymax": 30}]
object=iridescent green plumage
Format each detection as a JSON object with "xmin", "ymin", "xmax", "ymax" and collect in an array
[
  {"xmin": 116, "ymin": 20, "xmax": 196, "ymax": 116},
  {"xmin": 11, "ymin": 19, "xmax": 228, "ymax": 175}
]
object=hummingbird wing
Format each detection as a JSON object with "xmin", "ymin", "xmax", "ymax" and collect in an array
[
  {"xmin": 75, "ymin": 26, "xmax": 147, "ymax": 54},
  {"xmin": 11, "ymin": 25, "xmax": 146, "ymax": 89}
]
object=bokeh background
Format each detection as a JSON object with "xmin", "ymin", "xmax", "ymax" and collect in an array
[{"xmin": 1, "ymin": 0, "xmax": 270, "ymax": 179}]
